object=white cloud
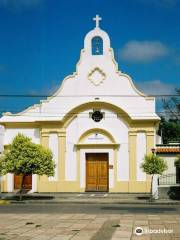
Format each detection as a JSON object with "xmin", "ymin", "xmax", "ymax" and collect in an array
[
  {"xmin": 0, "ymin": 0, "xmax": 45, "ymax": 9},
  {"xmin": 120, "ymin": 41, "xmax": 169, "ymax": 63},
  {"xmin": 135, "ymin": 80, "xmax": 175, "ymax": 95}
]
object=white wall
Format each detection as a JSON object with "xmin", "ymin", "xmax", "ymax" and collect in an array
[
  {"xmin": 136, "ymin": 132, "xmax": 146, "ymax": 181},
  {"xmin": 0, "ymin": 125, "xmax": 4, "ymax": 152},
  {"xmin": 65, "ymin": 109, "xmax": 129, "ymax": 183},
  {"xmin": 65, "ymin": 117, "xmax": 79, "ymax": 181},
  {"xmin": 117, "ymin": 143, "xmax": 129, "ymax": 181},
  {"xmin": 158, "ymin": 154, "xmax": 176, "ymax": 175},
  {"xmin": 4, "ymin": 128, "xmax": 40, "ymax": 145},
  {"xmin": 48, "ymin": 133, "xmax": 58, "ymax": 181},
  {"xmin": 84, "ymin": 133, "xmax": 110, "ymax": 144}
]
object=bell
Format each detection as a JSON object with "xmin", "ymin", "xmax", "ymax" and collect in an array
[{"xmin": 96, "ymin": 47, "xmax": 99, "ymax": 53}]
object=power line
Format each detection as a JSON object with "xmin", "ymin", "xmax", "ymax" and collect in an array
[
  {"xmin": 0, "ymin": 111, "xmax": 178, "ymax": 118},
  {"xmin": 0, "ymin": 94, "xmax": 179, "ymax": 98}
]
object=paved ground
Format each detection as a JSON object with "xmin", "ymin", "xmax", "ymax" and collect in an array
[{"xmin": 0, "ymin": 203, "xmax": 180, "ymax": 240}]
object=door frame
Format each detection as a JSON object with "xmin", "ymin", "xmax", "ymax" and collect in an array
[{"xmin": 85, "ymin": 152, "xmax": 109, "ymax": 192}]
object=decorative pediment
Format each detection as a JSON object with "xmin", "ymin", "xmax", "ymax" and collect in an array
[{"xmin": 88, "ymin": 68, "xmax": 106, "ymax": 86}]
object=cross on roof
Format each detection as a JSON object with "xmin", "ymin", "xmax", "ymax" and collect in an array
[{"xmin": 93, "ymin": 15, "xmax": 102, "ymax": 28}]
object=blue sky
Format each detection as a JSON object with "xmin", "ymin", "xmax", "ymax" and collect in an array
[{"xmin": 0, "ymin": 0, "xmax": 179, "ymax": 114}]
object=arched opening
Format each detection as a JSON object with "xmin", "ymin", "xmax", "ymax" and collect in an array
[{"xmin": 91, "ymin": 36, "xmax": 103, "ymax": 55}]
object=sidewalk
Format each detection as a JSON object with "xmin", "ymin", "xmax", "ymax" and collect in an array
[
  {"xmin": 0, "ymin": 211, "xmax": 179, "ymax": 240},
  {"xmin": 1, "ymin": 193, "xmax": 180, "ymax": 205}
]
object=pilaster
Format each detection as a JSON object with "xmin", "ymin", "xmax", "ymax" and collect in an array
[
  {"xmin": 58, "ymin": 131, "xmax": 66, "ymax": 181},
  {"xmin": 129, "ymin": 131, "xmax": 137, "ymax": 182}
]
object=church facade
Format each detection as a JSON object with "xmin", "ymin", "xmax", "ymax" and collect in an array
[{"xmin": 0, "ymin": 16, "xmax": 160, "ymax": 193}]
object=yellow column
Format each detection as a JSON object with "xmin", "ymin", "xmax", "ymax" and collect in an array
[
  {"xmin": 146, "ymin": 130, "xmax": 155, "ymax": 191},
  {"xmin": 146, "ymin": 131, "xmax": 155, "ymax": 154},
  {"xmin": 37, "ymin": 131, "xmax": 49, "ymax": 190},
  {"xmin": 129, "ymin": 131, "xmax": 137, "ymax": 191},
  {"xmin": 58, "ymin": 131, "xmax": 66, "ymax": 181},
  {"xmin": 41, "ymin": 132, "xmax": 49, "ymax": 148},
  {"xmin": 113, "ymin": 148, "xmax": 118, "ymax": 191}
]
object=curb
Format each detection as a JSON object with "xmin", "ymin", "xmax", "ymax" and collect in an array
[
  {"xmin": 9, "ymin": 200, "xmax": 180, "ymax": 205},
  {"xmin": 0, "ymin": 200, "xmax": 10, "ymax": 205}
]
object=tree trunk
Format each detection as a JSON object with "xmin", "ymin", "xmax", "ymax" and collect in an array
[
  {"xmin": 150, "ymin": 174, "xmax": 154, "ymax": 201},
  {"xmin": 152, "ymin": 174, "xmax": 158, "ymax": 200},
  {"xmin": 19, "ymin": 174, "xmax": 25, "ymax": 201}
]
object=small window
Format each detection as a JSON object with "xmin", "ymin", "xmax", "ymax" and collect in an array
[
  {"xmin": 91, "ymin": 111, "xmax": 104, "ymax": 122},
  {"xmin": 92, "ymin": 36, "xmax": 103, "ymax": 55}
]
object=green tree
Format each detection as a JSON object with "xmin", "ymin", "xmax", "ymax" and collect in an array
[
  {"xmin": 158, "ymin": 88, "xmax": 180, "ymax": 144},
  {"xmin": 0, "ymin": 133, "xmax": 55, "ymax": 200},
  {"xmin": 141, "ymin": 154, "xmax": 167, "ymax": 200},
  {"xmin": 162, "ymin": 88, "xmax": 180, "ymax": 122},
  {"xmin": 158, "ymin": 117, "xmax": 180, "ymax": 144},
  {"xmin": 175, "ymin": 155, "xmax": 180, "ymax": 168}
]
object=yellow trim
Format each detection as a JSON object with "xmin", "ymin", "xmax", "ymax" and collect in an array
[
  {"xmin": 62, "ymin": 101, "xmax": 131, "ymax": 128},
  {"xmin": 78, "ymin": 128, "xmax": 116, "ymax": 143},
  {"xmin": 88, "ymin": 67, "xmax": 106, "ymax": 86},
  {"xmin": 75, "ymin": 144, "xmax": 119, "ymax": 149},
  {"xmin": 0, "ymin": 123, "xmax": 40, "ymax": 128}
]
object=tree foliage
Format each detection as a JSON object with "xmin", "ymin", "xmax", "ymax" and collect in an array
[
  {"xmin": 0, "ymin": 133, "xmax": 55, "ymax": 177},
  {"xmin": 158, "ymin": 117, "xmax": 180, "ymax": 144},
  {"xmin": 141, "ymin": 153, "xmax": 167, "ymax": 175},
  {"xmin": 158, "ymin": 88, "xmax": 180, "ymax": 144},
  {"xmin": 162, "ymin": 88, "xmax": 180, "ymax": 122},
  {"xmin": 175, "ymin": 155, "xmax": 180, "ymax": 168}
]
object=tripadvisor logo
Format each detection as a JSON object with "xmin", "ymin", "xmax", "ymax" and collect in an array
[
  {"xmin": 135, "ymin": 227, "xmax": 143, "ymax": 236},
  {"xmin": 135, "ymin": 227, "xmax": 173, "ymax": 236}
]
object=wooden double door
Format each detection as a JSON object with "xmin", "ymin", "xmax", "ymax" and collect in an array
[
  {"xmin": 86, "ymin": 153, "xmax": 109, "ymax": 192},
  {"xmin": 14, "ymin": 175, "xmax": 32, "ymax": 190}
]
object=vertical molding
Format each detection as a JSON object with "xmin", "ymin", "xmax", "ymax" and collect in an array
[
  {"xmin": 146, "ymin": 131, "xmax": 154, "ymax": 154},
  {"xmin": 41, "ymin": 132, "xmax": 49, "ymax": 148},
  {"xmin": 58, "ymin": 131, "xmax": 66, "ymax": 181},
  {"xmin": 146, "ymin": 131, "xmax": 155, "ymax": 183},
  {"xmin": 7, "ymin": 173, "xmax": 14, "ymax": 192},
  {"xmin": 38, "ymin": 132, "xmax": 49, "ymax": 187},
  {"xmin": 129, "ymin": 131, "xmax": 137, "ymax": 181},
  {"xmin": 76, "ymin": 148, "xmax": 80, "ymax": 184},
  {"xmin": 32, "ymin": 174, "xmax": 37, "ymax": 192},
  {"xmin": 114, "ymin": 148, "xmax": 118, "ymax": 189},
  {"xmin": 49, "ymin": 133, "xmax": 59, "ymax": 181},
  {"xmin": 136, "ymin": 132, "xmax": 146, "ymax": 181}
]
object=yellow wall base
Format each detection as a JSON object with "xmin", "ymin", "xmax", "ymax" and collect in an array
[{"xmin": 1, "ymin": 178, "xmax": 151, "ymax": 193}]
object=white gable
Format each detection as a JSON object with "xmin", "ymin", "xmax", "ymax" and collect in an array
[{"xmin": 0, "ymin": 20, "xmax": 159, "ymax": 123}]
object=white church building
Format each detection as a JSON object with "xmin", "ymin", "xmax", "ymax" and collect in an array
[{"xmin": 0, "ymin": 15, "xmax": 160, "ymax": 193}]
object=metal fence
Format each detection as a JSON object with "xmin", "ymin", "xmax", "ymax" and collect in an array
[{"xmin": 158, "ymin": 173, "xmax": 180, "ymax": 186}]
